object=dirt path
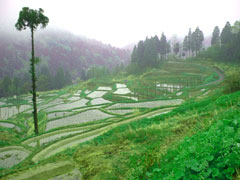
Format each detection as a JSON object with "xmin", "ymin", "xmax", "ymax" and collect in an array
[
  {"xmin": 199, "ymin": 67, "xmax": 225, "ymax": 87},
  {"xmin": 167, "ymin": 61, "xmax": 225, "ymax": 87}
]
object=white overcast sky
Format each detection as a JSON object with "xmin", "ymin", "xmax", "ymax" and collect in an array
[{"xmin": 0, "ymin": 0, "xmax": 239, "ymax": 47}]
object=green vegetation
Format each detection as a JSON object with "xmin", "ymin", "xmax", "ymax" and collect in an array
[
  {"xmin": 199, "ymin": 20, "xmax": 240, "ymax": 63},
  {"xmin": 130, "ymin": 34, "xmax": 168, "ymax": 73},
  {"xmin": 148, "ymin": 93, "xmax": 240, "ymax": 180},
  {"xmin": 15, "ymin": 7, "xmax": 49, "ymax": 134},
  {"xmin": 2, "ymin": 56, "xmax": 240, "ymax": 180},
  {"xmin": 0, "ymin": 10, "xmax": 240, "ymax": 179},
  {"xmin": 182, "ymin": 27, "xmax": 204, "ymax": 57},
  {"xmin": 66, "ymin": 91, "xmax": 239, "ymax": 180},
  {"xmin": 224, "ymin": 71, "xmax": 240, "ymax": 93}
]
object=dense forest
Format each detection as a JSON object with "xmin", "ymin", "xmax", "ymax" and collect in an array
[
  {"xmin": 129, "ymin": 27, "xmax": 204, "ymax": 73},
  {"xmin": 129, "ymin": 20, "xmax": 240, "ymax": 74},
  {"xmin": 199, "ymin": 21, "xmax": 240, "ymax": 63},
  {"xmin": 0, "ymin": 30, "xmax": 130, "ymax": 97}
]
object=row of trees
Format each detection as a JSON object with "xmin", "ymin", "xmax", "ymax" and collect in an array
[
  {"xmin": 129, "ymin": 27, "xmax": 205, "ymax": 71},
  {"xmin": 211, "ymin": 22, "xmax": 234, "ymax": 46},
  {"xmin": 182, "ymin": 27, "xmax": 204, "ymax": 56},
  {"xmin": 200, "ymin": 20, "xmax": 240, "ymax": 63},
  {"xmin": 0, "ymin": 65, "xmax": 72, "ymax": 98},
  {"xmin": 131, "ymin": 33, "xmax": 170, "ymax": 68}
]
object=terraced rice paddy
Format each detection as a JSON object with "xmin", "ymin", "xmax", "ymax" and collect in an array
[
  {"xmin": 74, "ymin": 90, "xmax": 81, "ymax": 96},
  {"xmin": 97, "ymin": 86, "xmax": 112, "ymax": 91},
  {"xmin": 0, "ymin": 105, "xmax": 31, "ymax": 120},
  {"xmin": 116, "ymin": 84, "xmax": 126, "ymax": 88},
  {"xmin": 107, "ymin": 109, "xmax": 134, "ymax": 115},
  {"xmin": 156, "ymin": 83, "xmax": 183, "ymax": 92},
  {"xmin": 176, "ymin": 91, "xmax": 183, "ymax": 96},
  {"xmin": 107, "ymin": 99, "xmax": 184, "ymax": 109},
  {"xmin": 120, "ymin": 95, "xmax": 138, "ymax": 101},
  {"xmin": 91, "ymin": 98, "xmax": 112, "ymax": 105},
  {"xmin": 114, "ymin": 88, "xmax": 131, "ymax": 94},
  {"xmin": 47, "ymin": 112, "xmax": 72, "ymax": 119},
  {"xmin": 67, "ymin": 96, "xmax": 81, "ymax": 101},
  {"xmin": 46, "ymin": 93, "xmax": 59, "ymax": 96},
  {"xmin": 39, "ymin": 98, "xmax": 64, "ymax": 110},
  {"xmin": 84, "ymin": 90, "xmax": 91, "ymax": 94},
  {"xmin": 46, "ymin": 99, "xmax": 88, "ymax": 112},
  {"xmin": 28, "ymin": 129, "xmax": 84, "ymax": 147},
  {"xmin": 32, "ymin": 134, "xmax": 101, "ymax": 162},
  {"xmin": 4, "ymin": 161, "xmax": 75, "ymax": 180},
  {"xmin": 46, "ymin": 98, "xmax": 64, "ymax": 105},
  {"xmin": 0, "ymin": 60, "xmax": 224, "ymax": 179},
  {"xmin": 0, "ymin": 122, "xmax": 21, "ymax": 132},
  {"xmin": 0, "ymin": 146, "xmax": 31, "ymax": 169},
  {"xmin": 60, "ymin": 94, "xmax": 71, "ymax": 98},
  {"xmin": 87, "ymin": 91, "xmax": 107, "ymax": 98},
  {"xmin": 0, "ymin": 122, "xmax": 16, "ymax": 128},
  {"xmin": 45, "ymin": 109, "xmax": 113, "ymax": 131},
  {"xmin": 48, "ymin": 168, "xmax": 82, "ymax": 180},
  {"xmin": 113, "ymin": 83, "xmax": 132, "ymax": 95},
  {"xmin": 22, "ymin": 125, "xmax": 99, "ymax": 146}
]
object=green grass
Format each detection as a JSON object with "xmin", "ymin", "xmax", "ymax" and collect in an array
[
  {"xmin": 57, "ymin": 91, "xmax": 240, "ymax": 180},
  {"xmin": 2, "ymin": 58, "xmax": 239, "ymax": 179},
  {"xmin": 148, "ymin": 109, "xmax": 240, "ymax": 180}
]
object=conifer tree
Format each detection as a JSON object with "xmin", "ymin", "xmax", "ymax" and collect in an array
[
  {"xmin": 15, "ymin": 7, "xmax": 49, "ymax": 134},
  {"xmin": 183, "ymin": 36, "xmax": 188, "ymax": 56},
  {"xmin": 173, "ymin": 42, "xmax": 180, "ymax": 55},
  {"xmin": 211, "ymin": 26, "xmax": 220, "ymax": 46},
  {"xmin": 160, "ymin": 33, "xmax": 167, "ymax": 59},
  {"xmin": 137, "ymin": 41, "xmax": 145, "ymax": 66},
  {"xmin": 221, "ymin": 22, "xmax": 233, "ymax": 45},
  {"xmin": 195, "ymin": 27, "xmax": 204, "ymax": 54},
  {"xmin": 131, "ymin": 46, "xmax": 138, "ymax": 64},
  {"xmin": 187, "ymin": 28, "xmax": 192, "ymax": 56}
]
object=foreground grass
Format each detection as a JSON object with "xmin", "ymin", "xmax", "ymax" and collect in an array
[
  {"xmin": 1, "ymin": 59, "xmax": 239, "ymax": 179},
  {"xmin": 41, "ymin": 90, "xmax": 239, "ymax": 180}
]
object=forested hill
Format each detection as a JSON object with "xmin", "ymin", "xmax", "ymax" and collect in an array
[{"xmin": 0, "ymin": 29, "xmax": 130, "ymax": 79}]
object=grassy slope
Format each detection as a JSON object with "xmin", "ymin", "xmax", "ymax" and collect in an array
[
  {"xmin": 65, "ymin": 91, "xmax": 239, "ymax": 180},
  {"xmin": 59, "ymin": 60, "xmax": 239, "ymax": 179},
  {"xmin": 1, "ymin": 59, "xmax": 240, "ymax": 179}
]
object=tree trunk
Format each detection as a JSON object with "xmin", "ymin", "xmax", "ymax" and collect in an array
[{"xmin": 31, "ymin": 28, "xmax": 39, "ymax": 134}]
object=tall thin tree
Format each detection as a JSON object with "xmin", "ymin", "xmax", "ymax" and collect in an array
[
  {"xmin": 15, "ymin": 7, "xmax": 49, "ymax": 134},
  {"xmin": 160, "ymin": 33, "xmax": 167, "ymax": 59},
  {"xmin": 211, "ymin": 26, "xmax": 220, "ymax": 46},
  {"xmin": 187, "ymin": 28, "xmax": 192, "ymax": 57},
  {"xmin": 221, "ymin": 21, "xmax": 232, "ymax": 45}
]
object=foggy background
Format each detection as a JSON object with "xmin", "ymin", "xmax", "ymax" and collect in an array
[{"xmin": 0, "ymin": 0, "xmax": 240, "ymax": 47}]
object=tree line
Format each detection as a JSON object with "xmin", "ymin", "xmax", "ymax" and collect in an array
[
  {"xmin": 0, "ymin": 65, "xmax": 72, "ymax": 98},
  {"xmin": 130, "ymin": 33, "xmax": 170, "ymax": 70},
  {"xmin": 129, "ymin": 26, "xmax": 205, "ymax": 73},
  {"xmin": 199, "ymin": 20, "xmax": 240, "ymax": 63},
  {"xmin": 182, "ymin": 27, "xmax": 204, "ymax": 57}
]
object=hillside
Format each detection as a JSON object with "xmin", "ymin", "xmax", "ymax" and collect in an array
[
  {"xmin": 0, "ymin": 29, "xmax": 130, "ymax": 79},
  {"xmin": 0, "ymin": 58, "xmax": 239, "ymax": 179}
]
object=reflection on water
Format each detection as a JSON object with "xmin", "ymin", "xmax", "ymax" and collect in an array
[
  {"xmin": 156, "ymin": 83, "xmax": 183, "ymax": 92},
  {"xmin": 0, "ymin": 105, "xmax": 31, "ymax": 120}
]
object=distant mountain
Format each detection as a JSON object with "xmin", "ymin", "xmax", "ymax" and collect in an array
[{"xmin": 0, "ymin": 29, "xmax": 131, "ymax": 79}]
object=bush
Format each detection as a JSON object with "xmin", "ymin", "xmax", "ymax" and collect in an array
[
  {"xmin": 224, "ymin": 71, "xmax": 240, "ymax": 93},
  {"xmin": 148, "ymin": 109, "xmax": 240, "ymax": 180}
]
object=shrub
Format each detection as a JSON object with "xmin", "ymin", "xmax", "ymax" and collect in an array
[{"xmin": 224, "ymin": 71, "xmax": 240, "ymax": 93}]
